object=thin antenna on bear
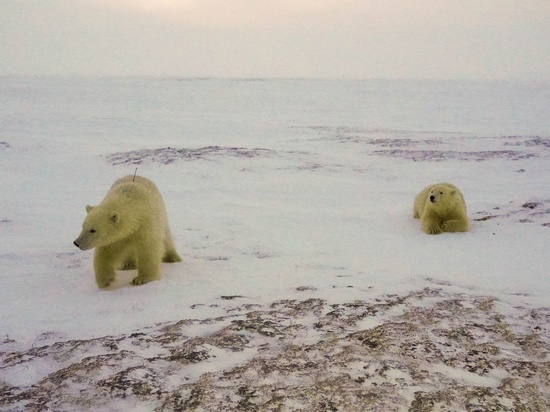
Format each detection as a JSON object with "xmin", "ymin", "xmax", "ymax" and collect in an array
[{"xmin": 133, "ymin": 168, "xmax": 138, "ymax": 182}]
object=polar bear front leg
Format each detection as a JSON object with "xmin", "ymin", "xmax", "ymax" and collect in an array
[
  {"xmin": 421, "ymin": 217, "xmax": 442, "ymax": 234},
  {"xmin": 94, "ymin": 248, "xmax": 117, "ymax": 288},
  {"xmin": 132, "ymin": 247, "xmax": 162, "ymax": 285},
  {"xmin": 441, "ymin": 219, "xmax": 469, "ymax": 233}
]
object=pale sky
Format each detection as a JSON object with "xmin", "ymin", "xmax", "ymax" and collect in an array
[{"xmin": 1, "ymin": 0, "xmax": 549, "ymax": 79}]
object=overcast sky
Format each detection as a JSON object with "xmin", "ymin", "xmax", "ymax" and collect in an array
[{"xmin": 1, "ymin": 0, "xmax": 549, "ymax": 79}]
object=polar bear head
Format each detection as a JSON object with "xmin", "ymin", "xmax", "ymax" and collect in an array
[
  {"xmin": 425, "ymin": 184, "xmax": 466, "ymax": 216},
  {"xmin": 73, "ymin": 205, "xmax": 124, "ymax": 250},
  {"xmin": 427, "ymin": 184, "xmax": 456, "ymax": 205}
]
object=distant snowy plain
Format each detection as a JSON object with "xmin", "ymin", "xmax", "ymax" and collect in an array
[{"xmin": 0, "ymin": 77, "xmax": 548, "ymax": 410}]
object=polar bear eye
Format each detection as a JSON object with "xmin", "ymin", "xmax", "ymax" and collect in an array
[{"xmin": 90, "ymin": 229, "xmax": 96, "ymax": 234}]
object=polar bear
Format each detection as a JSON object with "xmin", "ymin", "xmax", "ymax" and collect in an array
[
  {"xmin": 74, "ymin": 175, "xmax": 182, "ymax": 288},
  {"xmin": 413, "ymin": 182, "xmax": 469, "ymax": 235}
]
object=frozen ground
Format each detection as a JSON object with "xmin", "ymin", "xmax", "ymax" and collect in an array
[{"xmin": 0, "ymin": 77, "xmax": 549, "ymax": 410}]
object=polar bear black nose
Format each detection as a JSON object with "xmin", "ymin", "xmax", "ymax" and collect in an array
[
  {"xmin": 430, "ymin": 195, "xmax": 436, "ymax": 202},
  {"xmin": 73, "ymin": 241, "xmax": 80, "ymax": 248}
]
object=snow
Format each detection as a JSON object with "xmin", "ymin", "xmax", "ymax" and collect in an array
[
  {"xmin": 0, "ymin": 76, "xmax": 548, "ymax": 336},
  {"xmin": 0, "ymin": 77, "xmax": 549, "ymax": 409}
]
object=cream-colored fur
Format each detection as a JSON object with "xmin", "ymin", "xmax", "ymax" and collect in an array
[
  {"xmin": 74, "ymin": 175, "xmax": 181, "ymax": 288},
  {"xmin": 413, "ymin": 182, "xmax": 469, "ymax": 235}
]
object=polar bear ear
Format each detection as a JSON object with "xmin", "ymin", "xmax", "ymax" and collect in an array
[
  {"xmin": 110, "ymin": 212, "xmax": 120, "ymax": 224},
  {"xmin": 450, "ymin": 190, "xmax": 456, "ymax": 195},
  {"xmin": 85, "ymin": 205, "xmax": 94, "ymax": 213}
]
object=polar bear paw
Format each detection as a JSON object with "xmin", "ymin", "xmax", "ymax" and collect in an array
[
  {"xmin": 132, "ymin": 276, "xmax": 155, "ymax": 286},
  {"xmin": 426, "ymin": 226, "xmax": 442, "ymax": 235}
]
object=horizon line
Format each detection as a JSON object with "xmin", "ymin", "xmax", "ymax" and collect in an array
[{"xmin": 1, "ymin": 74, "xmax": 548, "ymax": 83}]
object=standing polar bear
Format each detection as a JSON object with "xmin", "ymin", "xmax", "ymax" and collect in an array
[
  {"xmin": 74, "ymin": 175, "xmax": 182, "ymax": 288},
  {"xmin": 413, "ymin": 182, "xmax": 469, "ymax": 235}
]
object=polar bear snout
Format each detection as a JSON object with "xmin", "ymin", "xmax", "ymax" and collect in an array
[
  {"xmin": 73, "ymin": 237, "xmax": 92, "ymax": 251},
  {"xmin": 429, "ymin": 195, "xmax": 436, "ymax": 203}
]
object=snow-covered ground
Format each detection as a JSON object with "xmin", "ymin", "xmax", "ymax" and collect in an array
[{"xmin": 0, "ymin": 77, "xmax": 549, "ymax": 410}]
